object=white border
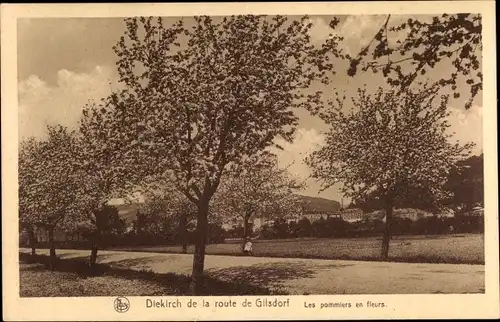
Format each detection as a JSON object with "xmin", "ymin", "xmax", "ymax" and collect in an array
[{"xmin": 2, "ymin": 2, "xmax": 498, "ymax": 320}]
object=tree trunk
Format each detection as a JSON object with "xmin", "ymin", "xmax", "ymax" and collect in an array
[
  {"xmin": 89, "ymin": 229, "xmax": 100, "ymax": 268},
  {"xmin": 381, "ymin": 195, "xmax": 394, "ymax": 260},
  {"xmin": 189, "ymin": 200, "xmax": 210, "ymax": 295},
  {"xmin": 179, "ymin": 213, "xmax": 188, "ymax": 254},
  {"xmin": 28, "ymin": 227, "xmax": 36, "ymax": 256},
  {"xmin": 48, "ymin": 227, "xmax": 56, "ymax": 271},
  {"xmin": 241, "ymin": 214, "xmax": 250, "ymax": 252}
]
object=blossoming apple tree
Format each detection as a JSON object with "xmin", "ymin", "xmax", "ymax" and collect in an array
[
  {"xmin": 70, "ymin": 100, "xmax": 148, "ymax": 267},
  {"xmin": 214, "ymin": 152, "xmax": 304, "ymax": 247},
  {"xmin": 307, "ymin": 84, "xmax": 473, "ymax": 259},
  {"xmin": 18, "ymin": 125, "xmax": 80, "ymax": 269},
  {"xmin": 94, "ymin": 15, "xmax": 343, "ymax": 293}
]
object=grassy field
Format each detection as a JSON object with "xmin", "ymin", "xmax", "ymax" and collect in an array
[
  {"xmin": 19, "ymin": 254, "xmax": 283, "ymax": 297},
  {"xmin": 20, "ymin": 262, "xmax": 175, "ymax": 297},
  {"xmin": 112, "ymin": 234, "xmax": 484, "ymax": 264}
]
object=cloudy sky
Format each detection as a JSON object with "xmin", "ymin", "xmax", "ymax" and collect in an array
[{"xmin": 17, "ymin": 15, "xmax": 483, "ymax": 203}]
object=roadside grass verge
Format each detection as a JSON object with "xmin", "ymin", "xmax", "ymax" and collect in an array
[
  {"xmin": 110, "ymin": 234, "xmax": 484, "ymax": 265},
  {"xmin": 19, "ymin": 253, "xmax": 288, "ymax": 297},
  {"xmin": 109, "ymin": 248, "xmax": 483, "ymax": 265}
]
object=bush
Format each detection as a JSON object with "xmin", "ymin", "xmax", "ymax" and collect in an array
[
  {"xmin": 296, "ymin": 218, "xmax": 313, "ymax": 237},
  {"xmin": 254, "ymin": 213, "xmax": 484, "ymax": 241},
  {"xmin": 223, "ymin": 223, "xmax": 254, "ymax": 239},
  {"xmin": 259, "ymin": 224, "xmax": 276, "ymax": 239},
  {"xmin": 24, "ymin": 211, "xmax": 483, "ymax": 249},
  {"xmin": 207, "ymin": 223, "xmax": 225, "ymax": 244},
  {"xmin": 453, "ymin": 214, "xmax": 483, "ymax": 233}
]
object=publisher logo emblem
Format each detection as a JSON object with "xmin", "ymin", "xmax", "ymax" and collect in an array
[{"xmin": 114, "ymin": 297, "xmax": 130, "ymax": 313}]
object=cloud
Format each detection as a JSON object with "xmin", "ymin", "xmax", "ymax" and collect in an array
[
  {"xmin": 337, "ymin": 14, "xmax": 425, "ymax": 57},
  {"xmin": 307, "ymin": 17, "xmax": 335, "ymax": 44},
  {"xmin": 18, "ymin": 65, "xmax": 120, "ymax": 139},
  {"xmin": 447, "ymin": 105, "xmax": 483, "ymax": 154},
  {"xmin": 337, "ymin": 15, "xmax": 388, "ymax": 55},
  {"xmin": 269, "ymin": 106, "xmax": 484, "ymax": 201},
  {"xmin": 271, "ymin": 128, "xmax": 345, "ymax": 202},
  {"xmin": 272, "ymin": 128, "xmax": 326, "ymax": 180}
]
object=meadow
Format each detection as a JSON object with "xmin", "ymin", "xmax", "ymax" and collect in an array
[
  {"xmin": 112, "ymin": 233, "xmax": 484, "ymax": 264},
  {"xmin": 20, "ymin": 262, "xmax": 173, "ymax": 297},
  {"xmin": 19, "ymin": 254, "xmax": 283, "ymax": 297}
]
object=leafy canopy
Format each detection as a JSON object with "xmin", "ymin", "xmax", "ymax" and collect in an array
[
  {"xmin": 214, "ymin": 152, "xmax": 304, "ymax": 222},
  {"xmin": 345, "ymin": 14, "xmax": 482, "ymax": 109},
  {"xmin": 91, "ymin": 15, "xmax": 344, "ymax": 205},
  {"xmin": 307, "ymin": 84, "xmax": 474, "ymax": 205},
  {"xmin": 19, "ymin": 125, "xmax": 80, "ymax": 229}
]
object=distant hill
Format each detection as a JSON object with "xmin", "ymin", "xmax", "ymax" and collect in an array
[
  {"xmin": 114, "ymin": 195, "xmax": 341, "ymax": 224},
  {"xmin": 295, "ymin": 194, "xmax": 341, "ymax": 213}
]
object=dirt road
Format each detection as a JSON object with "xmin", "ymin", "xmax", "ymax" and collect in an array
[{"xmin": 20, "ymin": 248, "xmax": 484, "ymax": 294}]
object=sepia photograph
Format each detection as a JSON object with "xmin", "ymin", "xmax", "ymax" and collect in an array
[{"xmin": 2, "ymin": 2, "xmax": 498, "ymax": 321}]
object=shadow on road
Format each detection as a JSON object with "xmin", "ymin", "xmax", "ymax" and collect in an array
[
  {"xmin": 103, "ymin": 256, "xmax": 164, "ymax": 270},
  {"xmin": 19, "ymin": 253, "xmax": 287, "ymax": 296},
  {"xmin": 207, "ymin": 262, "xmax": 316, "ymax": 287}
]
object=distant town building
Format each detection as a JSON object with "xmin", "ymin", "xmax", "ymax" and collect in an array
[
  {"xmin": 462, "ymin": 207, "xmax": 484, "ymax": 217},
  {"xmin": 394, "ymin": 208, "xmax": 433, "ymax": 221},
  {"xmin": 222, "ymin": 215, "xmax": 265, "ymax": 231},
  {"xmin": 252, "ymin": 216, "xmax": 265, "ymax": 230},
  {"xmin": 115, "ymin": 203, "xmax": 139, "ymax": 232},
  {"xmin": 341, "ymin": 208, "xmax": 364, "ymax": 223},
  {"xmin": 248, "ymin": 210, "xmax": 342, "ymax": 231},
  {"xmin": 302, "ymin": 210, "xmax": 341, "ymax": 222},
  {"xmin": 364, "ymin": 208, "xmax": 434, "ymax": 222},
  {"xmin": 223, "ymin": 194, "xmax": 343, "ymax": 231},
  {"xmin": 363, "ymin": 210, "xmax": 386, "ymax": 222},
  {"xmin": 221, "ymin": 217, "xmax": 244, "ymax": 230},
  {"xmin": 34, "ymin": 227, "xmax": 77, "ymax": 243},
  {"xmin": 261, "ymin": 220, "xmax": 275, "ymax": 227},
  {"xmin": 436, "ymin": 208, "xmax": 455, "ymax": 218},
  {"xmin": 226, "ymin": 206, "xmax": 438, "ymax": 231}
]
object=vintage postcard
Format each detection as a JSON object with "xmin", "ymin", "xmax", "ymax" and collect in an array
[{"xmin": 1, "ymin": 1, "xmax": 498, "ymax": 320}]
